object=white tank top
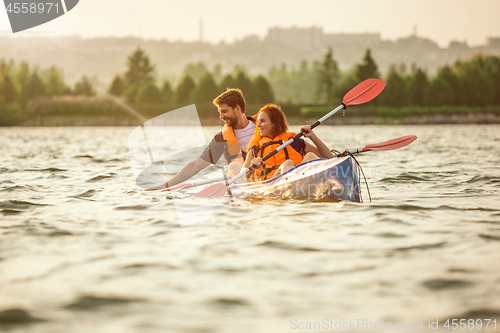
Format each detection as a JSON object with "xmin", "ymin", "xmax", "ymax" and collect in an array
[{"xmin": 233, "ymin": 121, "xmax": 256, "ymax": 153}]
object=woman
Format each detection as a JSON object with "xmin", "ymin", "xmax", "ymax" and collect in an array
[{"xmin": 229, "ymin": 104, "xmax": 334, "ymax": 182}]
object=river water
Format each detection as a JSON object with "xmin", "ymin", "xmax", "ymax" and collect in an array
[{"xmin": 1, "ymin": 125, "xmax": 500, "ymax": 332}]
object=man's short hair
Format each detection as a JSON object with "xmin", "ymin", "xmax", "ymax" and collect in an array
[{"xmin": 213, "ymin": 88, "xmax": 246, "ymax": 113}]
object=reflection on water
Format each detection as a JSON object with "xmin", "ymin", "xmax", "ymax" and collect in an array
[{"xmin": 0, "ymin": 125, "xmax": 500, "ymax": 332}]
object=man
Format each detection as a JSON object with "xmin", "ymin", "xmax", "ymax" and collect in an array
[{"xmin": 148, "ymin": 88, "xmax": 256, "ymax": 190}]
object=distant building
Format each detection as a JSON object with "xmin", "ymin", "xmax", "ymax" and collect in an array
[
  {"xmin": 487, "ymin": 37, "xmax": 500, "ymax": 47},
  {"xmin": 240, "ymin": 35, "xmax": 260, "ymax": 43},
  {"xmin": 265, "ymin": 26, "xmax": 323, "ymax": 48},
  {"xmin": 264, "ymin": 26, "xmax": 381, "ymax": 48},
  {"xmin": 322, "ymin": 32, "xmax": 381, "ymax": 46}
]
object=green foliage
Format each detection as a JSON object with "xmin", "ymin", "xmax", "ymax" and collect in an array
[
  {"xmin": 253, "ymin": 75, "xmax": 274, "ymax": 104},
  {"xmin": 124, "ymin": 47, "xmax": 155, "ymax": 88},
  {"xmin": 0, "ymin": 59, "xmax": 14, "ymax": 76},
  {"xmin": 300, "ymin": 105, "xmax": 333, "ymax": 118},
  {"xmin": 488, "ymin": 56, "xmax": 500, "ymax": 105},
  {"xmin": 355, "ymin": 48, "xmax": 380, "ymax": 81},
  {"xmin": 426, "ymin": 77, "xmax": 454, "ymax": 106},
  {"xmin": 73, "ymin": 76, "xmax": 96, "ymax": 96},
  {"xmin": 25, "ymin": 72, "xmax": 46, "ymax": 99},
  {"xmin": 25, "ymin": 96, "xmax": 122, "ymax": 117},
  {"xmin": 136, "ymin": 81, "xmax": 162, "ymax": 104},
  {"xmin": 219, "ymin": 74, "xmax": 235, "ymax": 90},
  {"xmin": 161, "ymin": 80, "xmax": 174, "ymax": 104},
  {"xmin": 268, "ymin": 62, "xmax": 316, "ymax": 104},
  {"xmin": 212, "ymin": 64, "xmax": 222, "ymax": 82},
  {"xmin": 301, "ymin": 105, "xmax": 500, "ymax": 119},
  {"xmin": 175, "ymin": 75, "xmax": 196, "ymax": 105},
  {"xmin": 234, "ymin": 71, "xmax": 255, "ymax": 103},
  {"xmin": 0, "ymin": 97, "xmax": 23, "ymax": 126},
  {"xmin": 0, "ymin": 72, "xmax": 17, "ymax": 104},
  {"xmin": 432, "ymin": 65, "xmax": 460, "ymax": 105},
  {"xmin": 334, "ymin": 69, "xmax": 359, "ymax": 102},
  {"xmin": 454, "ymin": 53, "xmax": 496, "ymax": 106},
  {"xmin": 315, "ymin": 47, "xmax": 340, "ymax": 104},
  {"xmin": 193, "ymin": 72, "xmax": 219, "ymax": 105},
  {"xmin": 4, "ymin": 49, "xmax": 500, "ymax": 126},
  {"xmin": 379, "ymin": 64, "xmax": 409, "ymax": 107},
  {"xmin": 181, "ymin": 62, "xmax": 208, "ymax": 84},
  {"xmin": 408, "ymin": 65, "xmax": 428, "ymax": 106},
  {"xmin": 43, "ymin": 66, "xmax": 70, "ymax": 96},
  {"xmin": 108, "ymin": 74, "xmax": 125, "ymax": 96},
  {"xmin": 124, "ymin": 84, "xmax": 139, "ymax": 103},
  {"xmin": 12, "ymin": 62, "xmax": 31, "ymax": 107}
]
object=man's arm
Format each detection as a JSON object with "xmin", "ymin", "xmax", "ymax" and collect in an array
[
  {"xmin": 147, "ymin": 132, "xmax": 224, "ymax": 191},
  {"xmin": 146, "ymin": 157, "xmax": 210, "ymax": 190},
  {"xmin": 167, "ymin": 157, "xmax": 211, "ymax": 187}
]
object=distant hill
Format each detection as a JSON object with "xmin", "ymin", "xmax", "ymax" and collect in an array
[{"xmin": 1, "ymin": 28, "xmax": 499, "ymax": 90}]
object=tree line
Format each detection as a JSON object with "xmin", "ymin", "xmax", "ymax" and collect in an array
[
  {"xmin": 314, "ymin": 48, "xmax": 500, "ymax": 107},
  {"xmin": 0, "ymin": 60, "xmax": 96, "ymax": 124},
  {"xmin": 107, "ymin": 47, "xmax": 274, "ymax": 106},
  {"xmin": 1, "ymin": 46, "xmax": 500, "ymax": 125}
]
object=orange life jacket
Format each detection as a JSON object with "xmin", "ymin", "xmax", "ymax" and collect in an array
[
  {"xmin": 220, "ymin": 116, "xmax": 257, "ymax": 165},
  {"xmin": 252, "ymin": 132, "xmax": 303, "ymax": 181}
]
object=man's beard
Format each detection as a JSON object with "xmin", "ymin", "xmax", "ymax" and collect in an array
[{"xmin": 224, "ymin": 116, "xmax": 237, "ymax": 127}]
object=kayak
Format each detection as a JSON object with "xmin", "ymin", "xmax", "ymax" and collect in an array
[
  {"xmin": 228, "ymin": 156, "xmax": 361, "ymax": 202},
  {"xmin": 228, "ymin": 157, "xmax": 361, "ymax": 202}
]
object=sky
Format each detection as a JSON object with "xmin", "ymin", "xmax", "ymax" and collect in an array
[{"xmin": 1, "ymin": 0, "xmax": 500, "ymax": 47}]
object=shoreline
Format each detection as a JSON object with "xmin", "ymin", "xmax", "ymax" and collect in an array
[{"xmin": 10, "ymin": 112, "xmax": 500, "ymax": 127}]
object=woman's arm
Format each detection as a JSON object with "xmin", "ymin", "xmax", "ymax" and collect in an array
[
  {"xmin": 301, "ymin": 125, "xmax": 334, "ymax": 158},
  {"xmin": 242, "ymin": 147, "xmax": 265, "ymax": 171},
  {"xmin": 242, "ymin": 147, "xmax": 256, "ymax": 169}
]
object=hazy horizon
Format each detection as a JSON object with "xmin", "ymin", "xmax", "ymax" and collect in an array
[{"xmin": 1, "ymin": 0, "xmax": 500, "ymax": 47}]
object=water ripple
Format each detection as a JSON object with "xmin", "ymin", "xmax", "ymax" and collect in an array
[
  {"xmin": 114, "ymin": 205, "xmax": 150, "ymax": 210},
  {"xmin": 380, "ymin": 173, "xmax": 432, "ymax": 183},
  {"xmin": 394, "ymin": 242, "xmax": 447, "ymax": 252},
  {"xmin": 465, "ymin": 175, "xmax": 500, "ymax": 184},
  {"xmin": 479, "ymin": 234, "xmax": 500, "ymax": 241},
  {"xmin": 70, "ymin": 189, "xmax": 99, "ymax": 198},
  {"xmin": 422, "ymin": 279, "xmax": 473, "ymax": 290},
  {"xmin": 0, "ymin": 309, "xmax": 45, "ymax": 327},
  {"xmin": 0, "ymin": 200, "xmax": 49, "ymax": 209},
  {"xmin": 86, "ymin": 173, "xmax": 117, "ymax": 182},
  {"xmin": 64, "ymin": 296, "xmax": 141, "ymax": 311},
  {"xmin": 25, "ymin": 167, "xmax": 67, "ymax": 172}
]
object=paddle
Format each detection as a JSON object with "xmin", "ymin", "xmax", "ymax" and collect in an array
[
  {"xmin": 193, "ymin": 78, "xmax": 386, "ymax": 198},
  {"xmin": 161, "ymin": 176, "xmax": 225, "ymax": 192},
  {"xmin": 165, "ymin": 134, "xmax": 416, "ymax": 193},
  {"xmin": 339, "ymin": 135, "xmax": 417, "ymax": 156}
]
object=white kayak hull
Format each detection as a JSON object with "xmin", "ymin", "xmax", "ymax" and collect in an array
[{"xmin": 228, "ymin": 156, "xmax": 361, "ymax": 202}]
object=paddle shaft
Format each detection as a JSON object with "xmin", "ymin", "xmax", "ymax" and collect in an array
[
  {"xmin": 343, "ymin": 147, "xmax": 391, "ymax": 154},
  {"xmin": 188, "ymin": 134, "xmax": 415, "ymax": 196},
  {"xmin": 175, "ymin": 134, "xmax": 416, "ymax": 191},
  {"xmin": 346, "ymin": 148, "xmax": 364, "ymax": 155},
  {"xmin": 184, "ymin": 176, "xmax": 225, "ymax": 188},
  {"xmin": 226, "ymin": 104, "xmax": 346, "ymax": 186}
]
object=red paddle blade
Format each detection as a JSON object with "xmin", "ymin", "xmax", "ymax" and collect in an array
[
  {"xmin": 363, "ymin": 135, "xmax": 417, "ymax": 151},
  {"xmin": 343, "ymin": 78, "xmax": 386, "ymax": 106},
  {"xmin": 193, "ymin": 183, "xmax": 227, "ymax": 198},
  {"xmin": 161, "ymin": 183, "xmax": 191, "ymax": 192}
]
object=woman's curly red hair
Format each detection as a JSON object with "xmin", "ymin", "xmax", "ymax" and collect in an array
[{"xmin": 247, "ymin": 104, "xmax": 289, "ymax": 151}]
